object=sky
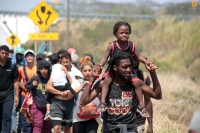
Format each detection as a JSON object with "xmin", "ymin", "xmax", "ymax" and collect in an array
[
  {"xmin": 0, "ymin": 0, "xmax": 190, "ymax": 46},
  {"xmin": 0, "ymin": 0, "xmax": 190, "ymax": 12}
]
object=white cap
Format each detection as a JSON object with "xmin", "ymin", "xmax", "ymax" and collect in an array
[
  {"xmin": 71, "ymin": 54, "xmax": 79, "ymax": 64},
  {"xmin": 24, "ymin": 49, "xmax": 35, "ymax": 57}
]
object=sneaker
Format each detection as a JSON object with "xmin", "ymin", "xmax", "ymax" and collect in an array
[
  {"xmin": 11, "ymin": 130, "xmax": 17, "ymax": 133},
  {"xmin": 44, "ymin": 112, "xmax": 50, "ymax": 120}
]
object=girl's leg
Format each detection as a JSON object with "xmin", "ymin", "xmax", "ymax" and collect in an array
[
  {"xmin": 99, "ymin": 76, "xmax": 113, "ymax": 112},
  {"xmin": 132, "ymin": 81, "xmax": 149, "ymax": 117}
]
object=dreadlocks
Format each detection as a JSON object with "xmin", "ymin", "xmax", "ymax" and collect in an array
[
  {"xmin": 108, "ymin": 50, "xmax": 133, "ymax": 72},
  {"xmin": 113, "ymin": 21, "xmax": 132, "ymax": 35}
]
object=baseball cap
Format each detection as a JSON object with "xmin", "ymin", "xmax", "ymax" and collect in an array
[
  {"xmin": 15, "ymin": 47, "xmax": 25, "ymax": 55},
  {"xmin": 36, "ymin": 53, "xmax": 45, "ymax": 60},
  {"xmin": 71, "ymin": 54, "xmax": 79, "ymax": 64},
  {"xmin": 8, "ymin": 53, "xmax": 13, "ymax": 59},
  {"xmin": 67, "ymin": 48, "xmax": 76, "ymax": 55},
  {"xmin": 83, "ymin": 54, "xmax": 95, "ymax": 65},
  {"xmin": 24, "ymin": 49, "xmax": 35, "ymax": 57}
]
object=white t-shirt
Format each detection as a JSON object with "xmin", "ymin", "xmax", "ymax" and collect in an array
[
  {"xmin": 72, "ymin": 80, "xmax": 100, "ymax": 123},
  {"xmin": 51, "ymin": 64, "xmax": 68, "ymax": 86}
]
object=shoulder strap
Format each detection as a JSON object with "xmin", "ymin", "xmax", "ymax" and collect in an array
[
  {"xmin": 110, "ymin": 41, "xmax": 115, "ymax": 55},
  {"xmin": 23, "ymin": 65, "xmax": 29, "ymax": 83}
]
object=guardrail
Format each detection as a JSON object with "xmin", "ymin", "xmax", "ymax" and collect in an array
[{"xmin": 0, "ymin": 10, "xmax": 199, "ymax": 20}]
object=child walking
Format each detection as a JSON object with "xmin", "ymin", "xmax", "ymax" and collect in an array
[{"xmin": 96, "ymin": 21, "xmax": 157, "ymax": 117}]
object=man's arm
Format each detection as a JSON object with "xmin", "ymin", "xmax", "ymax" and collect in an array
[
  {"xmin": 14, "ymin": 79, "xmax": 19, "ymax": 106},
  {"xmin": 140, "ymin": 71, "xmax": 162, "ymax": 99},
  {"xmin": 18, "ymin": 67, "xmax": 27, "ymax": 91},
  {"xmin": 139, "ymin": 60, "xmax": 162, "ymax": 99},
  {"xmin": 80, "ymin": 78, "xmax": 101, "ymax": 106},
  {"xmin": 46, "ymin": 77, "xmax": 63, "ymax": 95}
]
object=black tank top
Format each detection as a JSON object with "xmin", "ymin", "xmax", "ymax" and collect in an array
[
  {"xmin": 110, "ymin": 41, "xmax": 134, "ymax": 59},
  {"xmin": 102, "ymin": 82, "xmax": 139, "ymax": 125}
]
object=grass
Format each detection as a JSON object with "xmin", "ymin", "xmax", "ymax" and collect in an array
[
  {"xmin": 23, "ymin": 17, "xmax": 200, "ymax": 133},
  {"xmin": 24, "ymin": 17, "xmax": 200, "ymax": 82}
]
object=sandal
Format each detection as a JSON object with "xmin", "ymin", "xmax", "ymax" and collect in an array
[
  {"xmin": 97, "ymin": 103, "xmax": 108, "ymax": 112},
  {"xmin": 136, "ymin": 106, "xmax": 150, "ymax": 117}
]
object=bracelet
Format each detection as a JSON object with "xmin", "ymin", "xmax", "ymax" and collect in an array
[{"xmin": 87, "ymin": 82, "xmax": 93, "ymax": 86}]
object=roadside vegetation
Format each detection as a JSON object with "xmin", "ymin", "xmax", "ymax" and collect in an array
[{"xmin": 23, "ymin": 2, "xmax": 200, "ymax": 132}]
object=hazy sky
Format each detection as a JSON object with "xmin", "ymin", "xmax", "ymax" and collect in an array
[
  {"xmin": 0, "ymin": 0, "xmax": 189, "ymax": 12},
  {"xmin": 0, "ymin": 0, "xmax": 190, "ymax": 45}
]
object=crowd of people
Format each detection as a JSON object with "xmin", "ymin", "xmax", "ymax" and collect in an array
[{"xmin": 0, "ymin": 21, "xmax": 165, "ymax": 133}]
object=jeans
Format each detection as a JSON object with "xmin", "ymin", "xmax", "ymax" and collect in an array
[
  {"xmin": 11, "ymin": 93, "xmax": 19, "ymax": 131},
  {"xmin": 0, "ymin": 98, "xmax": 14, "ymax": 133}
]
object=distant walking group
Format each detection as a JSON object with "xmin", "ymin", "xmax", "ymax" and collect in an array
[{"xmin": 0, "ymin": 21, "xmax": 163, "ymax": 133}]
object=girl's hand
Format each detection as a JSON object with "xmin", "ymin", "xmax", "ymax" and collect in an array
[
  {"xmin": 32, "ymin": 80, "xmax": 38, "ymax": 87},
  {"xmin": 83, "ymin": 81, "xmax": 89, "ymax": 88},
  {"xmin": 92, "ymin": 69, "xmax": 100, "ymax": 79},
  {"xmin": 145, "ymin": 60, "xmax": 155, "ymax": 72},
  {"xmin": 145, "ymin": 58, "xmax": 158, "ymax": 70},
  {"xmin": 95, "ymin": 64, "xmax": 102, "ymax": 75}
]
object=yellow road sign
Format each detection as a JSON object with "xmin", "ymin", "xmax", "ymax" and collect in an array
[
  {"xmin": 28, "ymin": 1, "xmax": 59, "ymax": 32},
  {"xmin": 29, "ymin": 33, "xmax": 59, "ymax": 40},
  {"xmin": 6, "ymin": 34, "xmax": 20, "ymax": 48},
  {"xmin": 192, "ymin": 1, "xmax": 197, "ymax": 7}
]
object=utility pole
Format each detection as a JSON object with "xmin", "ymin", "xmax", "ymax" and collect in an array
[{"xmin": 66, "ymin": 0, "xmax": 70, "ymax": 49}]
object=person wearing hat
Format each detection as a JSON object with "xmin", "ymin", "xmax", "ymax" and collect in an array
[
  {"xmin": 18, "ymin": 49, "xmax": 37, "ymax": 133},
  {"xmin": 71, "ymin": 54, "xmax": 80, "ymax": 69},
  {"xmin": 13, "ymin": 47, "xmax": 26, "ymax": 68},
  {"xmin": 25, "ymin": 60, "xmax": 51, "ymax": 133},
  {"xmin": 83, "ymin": 54, "xmax": 95, "ymax": 65},
  {"xmin": 36, "ymin": 53, "xmax": 45, "ymax": 65}
]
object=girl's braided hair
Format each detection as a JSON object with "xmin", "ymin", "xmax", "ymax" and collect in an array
[{"xmin": 108, "ymin": 51, "xmax": 133, "ymax": 72}]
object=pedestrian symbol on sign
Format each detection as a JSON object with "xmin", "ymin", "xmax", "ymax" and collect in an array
[
  {"xmin": 28, "ymin": 1, "xmax": 59, "ymax": 32},
  {"xmin": 6, "ymin": 34, "xmax": 21, "ymax": 48}
]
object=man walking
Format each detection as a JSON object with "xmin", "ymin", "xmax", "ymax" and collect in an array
[
  {"xmin": 18, "ymin": 49, "xmax": 37, "ymax": 133},
  {"xmin": 80, "ymin": 51, "xmax": 162, "ymax": 133},
  {"xmin": 0, "ymin": 45, "xmax": 19, "ymax": 133}
]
